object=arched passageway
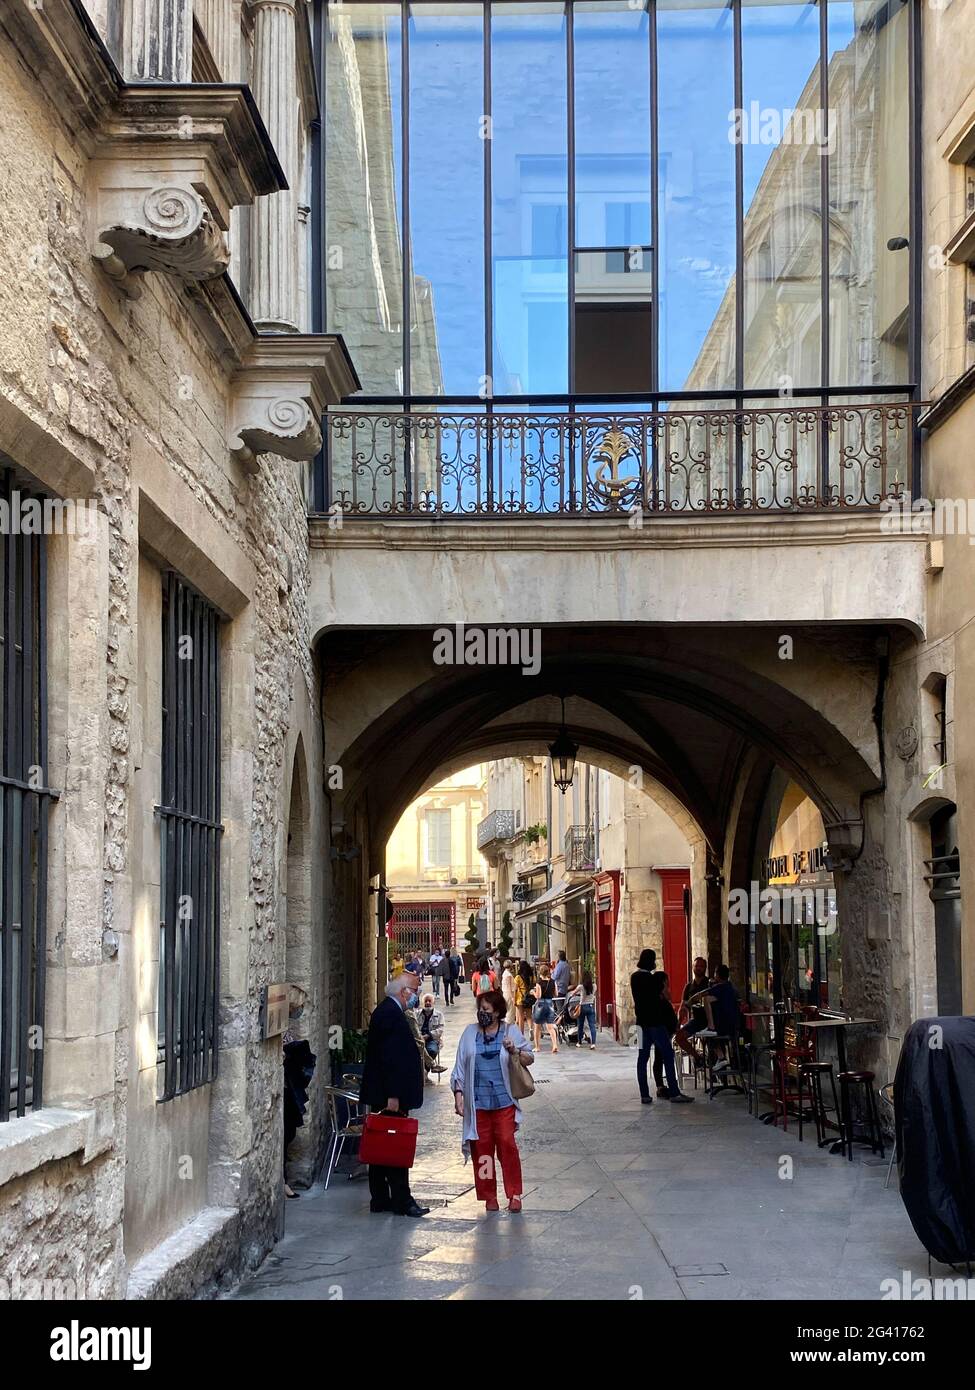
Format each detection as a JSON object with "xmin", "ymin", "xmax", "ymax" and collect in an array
[{"xmin": 312, "ymin": 621, "xmax": 916, "ymax": 1082}]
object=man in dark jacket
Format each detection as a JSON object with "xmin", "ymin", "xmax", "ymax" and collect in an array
[
  {"xmin": 436, "ymin": 950, "xmax": 454, "ymax": 1007},
  {"xmin": 360, "ymin": 973, "xmax": 428, "ymax": 1217}
]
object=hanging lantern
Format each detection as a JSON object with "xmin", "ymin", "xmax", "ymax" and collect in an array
[{"xmin": 549, "ymin": 696, "xmax": 578, "ymax": 794}]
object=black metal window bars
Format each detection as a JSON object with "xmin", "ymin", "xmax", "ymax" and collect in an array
[
  {"xmin": 0, "ymin": 469, "xmax": 55, "ymax": 1123},
  {"xmin": 157, "ymin": 572, "xmax": 223, "ymax": 1102}
]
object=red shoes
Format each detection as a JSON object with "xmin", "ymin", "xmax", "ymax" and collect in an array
[
  {"xmin": 508, "ymin": 1196, "xmax": 523, "ymax": 1213},
  {"xmin": 485, "ymin": 1199, "xmax": 500, "ymax": 1212}
]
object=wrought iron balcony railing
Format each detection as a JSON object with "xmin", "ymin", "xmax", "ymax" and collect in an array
[
  {"xmin": 477, "ymin": 809, "xmax": 517, "ymax": 851},
  {"xmin": 565, "ymin": 825, "xmax": 596, "ymax": 873},
  {"xmin": 322, "ymin": 401, "xmax": 921, "ymax": 519}
]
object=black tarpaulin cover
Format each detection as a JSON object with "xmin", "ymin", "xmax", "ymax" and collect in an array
[{"xmin": 894, "ymin": 1015, "xmax": 975, "ymax": 1265}]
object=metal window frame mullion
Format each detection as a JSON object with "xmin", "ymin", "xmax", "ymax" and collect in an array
[
  {"xmin": 733, "ymin": 0, "xmax": 745, "ymax": 501},
  {"xmin": 15, "ymin": 525, "xmax": 34, "ymax": 1117},
  {"xmin": 1, "ymin": 474, "xmax": 17, "ymax": 1122},
  {"xmin": 31, "ymin": 530, "xmax": 49, "ymax": 1112},
  {"xmin": 188, "ymin": 590, "xmax": 202, "ymax": 1090},
  {"xmin": 210, "ymin": 617, "xmax": 222, "ymax": 1082},
  {"xmin": 162, "ymin": 574, "xmax": 178, "ymax": 1102},
  {"xmin": 819, "ymin": 0, "xmax": 831, "ymax": 500}
]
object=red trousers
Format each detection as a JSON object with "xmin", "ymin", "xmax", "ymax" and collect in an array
[{"xmin": 470, "ymin": 1104, "xmax": 523, "ymax": 1202}]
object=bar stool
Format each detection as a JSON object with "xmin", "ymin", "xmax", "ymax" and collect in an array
[
  {"xmin": 837, "ymin": 1070, "xmax": 886, "ymax": 1162},
  {"xmin": 796, "ymin": 1060, "xmax": 843, "ymax": 1148}
]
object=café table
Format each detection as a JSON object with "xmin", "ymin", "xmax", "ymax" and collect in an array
[{"xmin": 797, "ymin": 1017, "xmax": 877, "ymax": 1153}]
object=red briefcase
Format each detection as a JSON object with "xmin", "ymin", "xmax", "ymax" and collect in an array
[{"xmin": 358, "ymin": 1112, "xmax": 419, "ymax": 1168}]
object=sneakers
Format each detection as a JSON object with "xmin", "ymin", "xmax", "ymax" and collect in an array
[
  {"xmin": 696, "ymin": 1028, "xmax": 719, "ymax": 1038},
  {"xmin": 713, "ymin": 1058, "xmax": 730, "ymax": 1073},
  {"xmin": 669, "ymin": 1092, "xmax": 695, "ymax": 1104},
  {"xmin": 430, "ymin": 1064, "xmax": 448, "ymax": 1073},
  {"xmin": 508, "ymin": 1196, "xmax": 523, "ymax": 1213}
]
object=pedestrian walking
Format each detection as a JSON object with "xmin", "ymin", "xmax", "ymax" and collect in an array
[
  {"xmin": 501, "ymin": 958, "xmax": 517, "ymax": 1024},
  {"xmin": 568, "ymin": 970, "xmax": 598, "ymax": 1049},
  {"xmin": 436, "ymin": 948, "xmax": 454, "ymax": 1006},
  {"xmin": 472, "ymin": 957, "xmax": 498, "ymax": 995},
  {"xmin": 514, "ymin": 959, "xmax": 534, "ymax": 1033},
  {"xmin": 449, "ymin": 947, "xmax": 463, "ymax": 999},
  {"xmin": 360, "ymin": 973, "xmax": 429, "ymax": 1216},
  {"xmin": 429, "ymin": 947, "xmax": 444, "ymax": 997},
  {"xmin": 451, "ymin": 987, "xmax": 534, "ymax": 1213},
  {"xmin": 531, "ymin": 965, "xmax": 559, "ymax": 1054},
  {"xmin": 552, "ymin": 949, "xmax": 571, "ymax": 997}
]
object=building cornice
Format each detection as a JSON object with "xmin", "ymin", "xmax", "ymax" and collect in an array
[{"xmin": 310, "ymin": 511, "xmax": 932, "ymax": 552}]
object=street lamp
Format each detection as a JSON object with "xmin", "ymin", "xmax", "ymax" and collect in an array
[{"xmin": 549, "ymin": 696, "xmax": 578, "ymax": 794}]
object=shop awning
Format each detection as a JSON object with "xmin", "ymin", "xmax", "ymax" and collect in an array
[{"xmin": 514, "ymin": 877, "xmax": 591, "ymax": 920}]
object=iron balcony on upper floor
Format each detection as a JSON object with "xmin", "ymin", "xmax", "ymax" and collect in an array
[{"xmin": 320, "ymin": 399, "xmax": 923, "ymax": 519}]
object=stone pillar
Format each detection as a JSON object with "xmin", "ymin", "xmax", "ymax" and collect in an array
[
  {"xmin": 248, "ymin": 0, "xmax": 300, "ymax": 332},
  {"xmin": 121, "ymin": 0, "xmax": 193, "ymax": 82}
]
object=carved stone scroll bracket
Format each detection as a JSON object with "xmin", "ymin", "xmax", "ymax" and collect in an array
[
  {"xmin": 228, "ymin": 336, "xmax": 361, "ymax": 473},
  {"xmin": 92, "ymin": 185, "xmax": 229, "ymax": 299},
  {"xmin": 88, "ymin": 85, "xmax": 285, "ymax": 297}
]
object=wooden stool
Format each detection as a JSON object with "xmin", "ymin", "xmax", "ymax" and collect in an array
[{"xmin": 797, "ymin": 1060, "xmax": 842, "ymax": 1148}]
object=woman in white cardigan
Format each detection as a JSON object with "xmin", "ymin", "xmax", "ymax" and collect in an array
[{"xmin": 450, "ymin": 987, "xmax": 534, "ymax": 1213}]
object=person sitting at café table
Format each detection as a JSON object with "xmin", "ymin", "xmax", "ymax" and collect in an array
[
  {"xmin": 675, "ymin": 956, "xmax": 711, "ymax": 1059},
  {"xmin": 687, "ymin": 963, "xmax": 741, "ymax": 1073}
]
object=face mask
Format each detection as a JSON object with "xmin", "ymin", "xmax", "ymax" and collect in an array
[
  {"xmin": 477, "ymin": 1009, "xmax": 494, "ymax": 1027},
  {"xmin": 407, "ymin": 993, "xmax": 419, "ymax": 1009}
]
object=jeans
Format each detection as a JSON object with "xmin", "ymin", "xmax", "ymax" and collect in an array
[
  {"xmin": 637, "ymin": 1026, "xmax": 680, "ymax": 1098},
  {"xmin": 576, "ymin": 1003, "xmax": 597, "ymax": 1045},
  {"xmin": 470, "ymin": 1104, "xmax": 523, "ymax": 1203},
  {"xmin": 424, "ymin": 1038, "xmax": 440, "ymax": 1059}
]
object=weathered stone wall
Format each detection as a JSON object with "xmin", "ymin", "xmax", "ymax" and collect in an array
[{"xmin": 0, "ymin": 20, "xmax": 327, "ymax": 1297}]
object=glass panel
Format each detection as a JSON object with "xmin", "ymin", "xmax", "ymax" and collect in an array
[
  {"xmin": 574, "ymin": 2, "xmax": 651, "ymax": 393},
  {"xmin": 408, "ymin": 3, "xmax": 484, "ymax": 395},
  {"xmin": 325, "ymin": 3, "xmax": 404, "ymax": 394},
  {"xmin": 741, "ymin": 0, "xmax": 823, "ymax": 390},
  {"xmin": 827, "ymin": 0, "xmax": 910, "ymax": 387},
  {"xmin": 492, "ymin": 3, "xmax": 568, "ymax": 395},
  {"xmin": 658, "ymin": 0, "xmax": 737, "ymax": 392}
]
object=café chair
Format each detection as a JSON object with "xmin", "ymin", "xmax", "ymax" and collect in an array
[
  {"xmin": 879, "ymin": 1081, "xmax": 897, "ymax": 1188},
  {"xmin": 771, "ymin": 1032, "xmax": 816, "ymax": 1131},
  {"xmin": 837, "ymin": 1070, "xmax": 886, "ymax": 1162}
]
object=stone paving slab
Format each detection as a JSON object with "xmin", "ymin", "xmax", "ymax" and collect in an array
[{"xmin": 231, "ymin": 995, "xmax": 925, "ymax": 1302}]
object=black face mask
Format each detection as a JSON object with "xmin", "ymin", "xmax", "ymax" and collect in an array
[{"xmin": 477, "ymin": 1010, "xmax": 495, "ymax": 1028}]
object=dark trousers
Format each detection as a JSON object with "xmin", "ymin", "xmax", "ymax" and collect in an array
[
  {"xmin": 368, "ymin": 1109, "xmax": 414, "ymax": 1212},
  {"xmin": 637, "ymin": 1027, "xmax": 679, "ymax": 1098},
  {"xmin": 442, "ymin": 982, "xmax": 452, "ymax": 1007}
]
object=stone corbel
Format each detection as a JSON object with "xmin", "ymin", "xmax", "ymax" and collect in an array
[
  {"xmin": 89, "ymin": 86, "xmax": 285, "ymax": 298},
  {"xmin": 228, "ymin": 336, "xmax": 360, "ymax": 473}
]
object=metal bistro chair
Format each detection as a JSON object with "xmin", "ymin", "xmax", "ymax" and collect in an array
[
  {"xmin": 880, "ymin": 1082, "xmax": 897, "ymax": 1188},
  {"xmin": 320, "ymin": 1083, "xmax": 365, "ymax": 1189}
]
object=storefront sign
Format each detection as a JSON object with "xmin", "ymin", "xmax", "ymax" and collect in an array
[
  {"xmin": 466, "ymin": 896, "xmax": 485, "ymax": 910},
  {"xmin": 763, "ymin": 842, "xmax": 829, "ymax": 882}
]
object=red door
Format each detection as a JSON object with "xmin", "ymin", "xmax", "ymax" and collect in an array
[
  {"xmin": 593, "ymin": 871, "xmax": 620, "ymax": 1035},
  {"xmin": 658, "ymin": 869, "xmax": 691, "ymax": 1004}
]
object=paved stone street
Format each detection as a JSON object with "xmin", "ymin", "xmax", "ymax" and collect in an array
[{"xmin": 234, "ymin": 997, "xmax": 928, "ymax": 1302}]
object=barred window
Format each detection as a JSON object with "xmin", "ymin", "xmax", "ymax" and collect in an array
[
  {"xmin": 1, "ymin": 468, "xmax": 53, "ymax": 1122},
  {"xmin": 158, "ymin": 572, "xmax": 223, "ymax": 1100}
]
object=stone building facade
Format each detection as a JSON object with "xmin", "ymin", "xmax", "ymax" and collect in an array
[{"xmin": 0, "ymin": 0, "xmax": 353, "ymax": 1299}]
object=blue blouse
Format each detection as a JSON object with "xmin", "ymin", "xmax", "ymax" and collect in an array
[{"xmin": 473, "ymin": 1027, "xmax": 513, "ymax": 1110}]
